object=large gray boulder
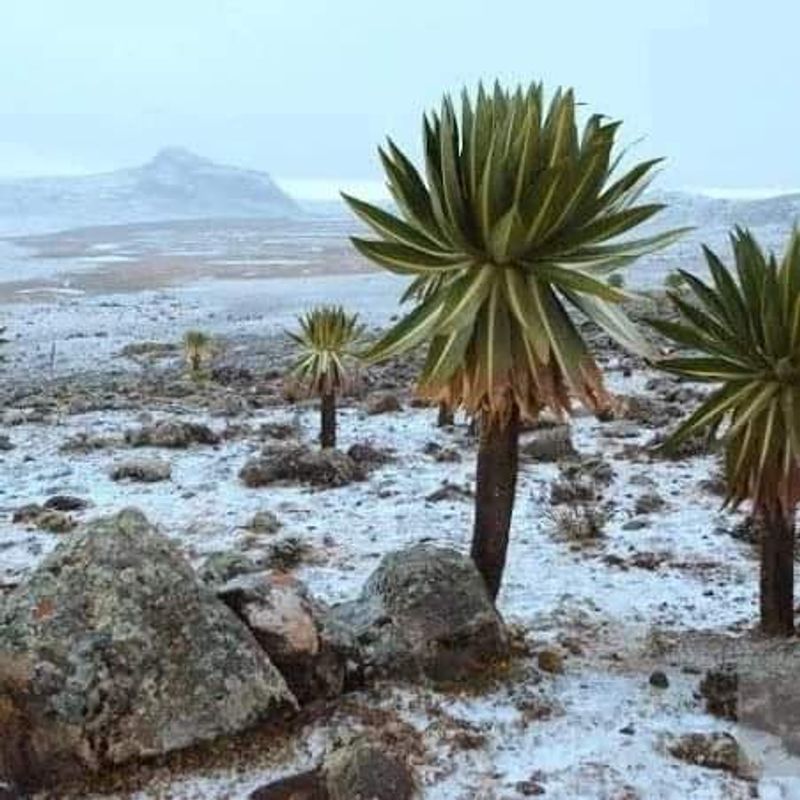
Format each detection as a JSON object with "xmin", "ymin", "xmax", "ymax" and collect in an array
[
  {"xmin": 324, "ymin": 544, "xmax": 509, "ymax": 683},
  {"xmin": 0, "ymin": 509, "xmax": 296, "ymax": 790}
]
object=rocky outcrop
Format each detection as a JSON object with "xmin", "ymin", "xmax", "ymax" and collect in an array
[
  {"xmin": 109, "ymin": 457, "xmax": 171, "ymax": 482},
  {"xmin": 218, "ymin": 573, "xmax": 345, "ymax": 704},
  {"xmin": 11, "ymin": 505, "xmax": 76, "ymax": 534},
  {"xmin": 240, "ymin": 444, "xmax": 365, "ymax": 489},
  {"xmin": 323, "ymin": 544, "xmax": 508, "ymax": 684},
  {"xmin": 346, "ymin": 442, "xmax": 394, "ymax": 467},
  {"xmin": 126, "ymin": 419, "xmax": 220, "ymax": 448},
  {"xmin": 366, "ymin": 393, "xmax": 403, "ymax": 415},
  {"xmin": 0, "ymin": 509, "xmax": 296, "ymax": 790},
  {"xmin": 664, "ymin": 732, "xmax": 755, "ymax": 780}
]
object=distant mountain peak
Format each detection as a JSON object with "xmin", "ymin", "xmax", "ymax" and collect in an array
[
  {"xmin": 0, "ymin": 147, "xmax": 300, "ymax": 230},
  {"xmin": 147, "ymin": 147, "xmax": 210, "ymax": 169}
]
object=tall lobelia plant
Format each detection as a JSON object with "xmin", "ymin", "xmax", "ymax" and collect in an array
[
  {"xmin": 343, "ymin": 82, "xmax": 682, "ymax": 600},
  {"xmin": 288, "ymin": 305, "xmax": 363, "ymax": 449},
  {"xmin": 649, "ymin": 228, "xmax": 800, "ymax": 635}
]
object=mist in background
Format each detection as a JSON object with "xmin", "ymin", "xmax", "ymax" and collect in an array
[{"xmin": 1, "ymin": 0, "xmax": 798, "ymax": 197}]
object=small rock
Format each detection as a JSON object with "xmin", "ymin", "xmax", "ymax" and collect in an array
[
  {"xmin": 259, "ymin": 422, "xmax": 299, "ymax": 441},
  {"xmin": 537, "ymin": 649, "xmax": 565, "ymax": 675},
  {"xmin": 43, "ymin": 495, "xmax": 89, "ymax": 513},
  {"xmin": 126, "ymin": 419, "xmax": 220, "ymax": 449},
  {"xmin": 11, "ymin": 504, "xmax": 44, "ymax": 525},
  {"xmin": 248, "ymin": 510, "xmax": 282, "ymax": 536},
  {"xmin": 211, "ymin": 364, "xmax": 253, "ymax": 384},
  {"xmin": 240, "ymin": 444, "xmax": 365, "ymax": 489},
  {"xmin": 515, "ymin": 780, "xmax": 546, "ymax": 796},
  {"xmin": 325, "ymin": 740, "xmax": 415, "ymax": 800},
  {"xmin": 621, "ymin": 519, "xmax": 648, "ymax": 531},
  {"xmin": 433, "ymin": 446, "xmax": 461, "ymax": 463},
  {"xmin": 521, "ymin": 426, "xmax": 576, "ymax": 462},
  {"xmin": 635, "ymin": 492, "xmax": 666, "ymax": 515},
  {"xmin": 34, "ymin": 510, "xmax": 76, "ymax": 535},
  {"xmin": 422, "ymin": 441, "xmax": 462, "ymax": 463},
  {"xmin": 665, "ymin": 732, "xmax": 755, "ymax": 780},
  {"xmin": 0, "ymin": 435, "xmax": 14, "ymax": 452},
  {"xmin": 199, "ymin": 552, "xmax": 260, "ymax": 587},
  {"xmin": 60, "ymin": 432, "xmax": 116, "ymax": 454},
  {"xmin": 346, "ymin": 442, "xmax": 394, "ymax": 466},
  {"xmin": 265, "ymin": 537, "xmax": 313, "ymax": 572},
  {"xmin": 366, "ymin": 393, "xmax": 403, "ymax": 415},
  {"xmin": 110, "ymin": 458, "xmax": 171, "ymax": 483},
  {"xmin": 649, "ymin": 670, "xmax": 669, "ymax": 689},
  {"xmin": 250, "ymin": 769, "xmax": 326, "ymax": 800}
]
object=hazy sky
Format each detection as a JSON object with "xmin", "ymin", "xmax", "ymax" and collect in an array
[{"xmin": 1, "ymin": 1, "xmax": 798, "ymax": 196}]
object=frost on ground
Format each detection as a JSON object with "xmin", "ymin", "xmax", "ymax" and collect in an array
[
  {"xmin": 1, "ymin": 258, "xmax": 799, "ymax": 798},
  {"xmin": 2, "ymin": 360, "xmax": 800, "ymax": 798}
]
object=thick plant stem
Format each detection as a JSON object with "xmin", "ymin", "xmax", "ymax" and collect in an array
[
  {"xmin": 470, "ymin": 404, "xmax": 521, "ymax": 601},
  {"xmin": 760, "ymin": 511, "xmax": 795, "ymax": 636},
  {"xmin": 320, "ymin": 391, "xmax": 336, "ymax": 449},
  {"xmin": 437, "ymin": 401, "xmax": 454, "ymax": 428}
]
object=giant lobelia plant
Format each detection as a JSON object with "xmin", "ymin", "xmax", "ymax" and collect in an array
[
  {"xmin": 344, "ymin": 82, "xmax": 682, "ymax": 599},
  {"xmin": 649, "ymin": 228, "xmax": 800, "ymax": 635},
  {"xmin": 288, "ymin": 305, "xmax": 363, "ymax": 449}
]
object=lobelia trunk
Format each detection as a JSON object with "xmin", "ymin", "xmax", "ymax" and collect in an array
[
  {"xmin": 760, "ymin": 510, "xmax": 796, "ymax": 636},
  {"xmin": 437, "ymin": 401, "xmax": 454, "ymax": 428},
  {"xmin": 320, "ymin": 391, "xmax": 336, "ymax": 449},
  {"xmin": 470, "ymin": 404, "xmax": 521, "ymax": 601}
]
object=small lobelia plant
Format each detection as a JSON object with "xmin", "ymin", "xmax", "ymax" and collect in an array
[
  {"xmin": 649, "ymin": 227, "xmax": 800, "ymax": 635},
  {"xmin": 183, "ymin": 330, "xmax": 213, "ymax": 380},
  {"xmin": 288, "ymin": 306, "xmax": 363, "ymax": 448},
  {"xmin": 343, "ymin": 81, "xmax": 683, "ymax": 599}
]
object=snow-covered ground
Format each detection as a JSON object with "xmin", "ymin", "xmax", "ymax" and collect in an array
[
  {"xmin": 3, "ymin": 205, "xmax": 800, "ymax": 796},
  {"xmin": 0, "ymin": 272, "xmax": 406, "ymax": 379},
  {"xmin": 3, "ymin": 380, "xmax": 800, "ymax": 798}
]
